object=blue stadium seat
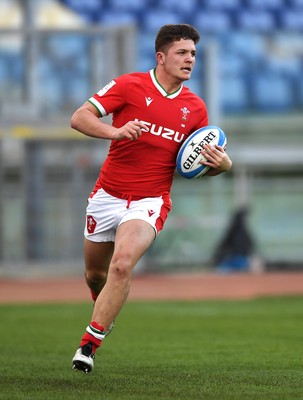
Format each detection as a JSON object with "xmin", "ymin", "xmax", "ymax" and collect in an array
[
  {"xmin": 38, "ymin": 60, "xmax": 63, "ymax": 110},
  {"xmin": 297, "ymin": 77, "xmax": 303, "ymax": 108},
  {"xmin": 288, "ymin": 0, "xmax": 303, "ymax": 7},
  {"xmin": 192, "ymin": 10, "xmax": 232, "ymax": 33},
  {"xmin": 273, "ymin": 33, "xmax": 303, "ymax": 56},
  {"xmin": 246, "ymin": 0, "xmax": 286, "ymax": 9},
  {"xmin": 138, "ymin": 32, "xmax": 156, "ymax": 57},
  {"xmin": 280, "ymin": 10, "xmax": 303, "ymax": 30},
  {"xmin": 0, "ymin": 56, "xmax": 9, "ymax": 84},
  {"xmin": 38, "ymin": 55, "xmax": 53, "ymax": 78},
  {"xmin": 38, "ymin": 53, "xmax": 90, "ymax": 111},
  {"xmin": 219, "ymin": 53, "xmax": 247, "ymax": 75},
  {"xmin": 62, "ymin": 0, "xmax": 104, "ymax": 13},
  {"xmin": 221, "ymin": 32, "xmax": 266, "ymax": 63},
  {"xmin": 186, "ymin": 77, "xmax": 204, "ymax": 97},
  {"xmin": 45, "ymin": 35, "xmax": 88, "ymax": 62},
  {"xmin": 0, "ymin": 51, "xmax": 23, "ymax": 86},
  {"xmin": 141, "ymin": 10, "xmax": 183, "ymax": 33},
  {"xmin": 236, "ymin": 10, "xmax": 276, "ymax": 31},
  {"xmin": 266, "ymin": 55, "xmax": 302, "ymax": 80},
  {"xmin": 157, "ymin": 0, "xmax": 198, "ymax": 17},
  {"xmin": 98, "ymin": 11, "xmax": 137, "ymax": 25},
  {"xmin": 65, "ymin": 77, "xmax": 90, "ymax": 105},
  {"xmin": 250, "ymin": 73, "xmax": 295, "ymax": 112},
  {"xmin": 203, "ymin": 0, "xmax": 241, "ymax": 10},
  {"xmin": 61, "ymin": 0, "xmax": 104, "ymax": 22},
  {"xmin": 137, "ymin": 53, "xmax": 156, "ymax": 72},
  {"xmin": 221, "ymin": 75, "xmax": 249, "ymax": 113},
  {"xmin": 107, "ymin": 0, "xmax": 145, "ymax": 13}
]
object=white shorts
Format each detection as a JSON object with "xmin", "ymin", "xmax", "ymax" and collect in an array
[{"xmin": 84, "ymin": 188, "xmax": 172, "ymax": 242}]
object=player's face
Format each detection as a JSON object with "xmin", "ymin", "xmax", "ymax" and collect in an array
[{"xmin": 159, "ymin": 39, "xmax": 197, "ymax": 82}]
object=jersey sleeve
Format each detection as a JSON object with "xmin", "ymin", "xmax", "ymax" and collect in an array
[{"xmin": 88, "ymin": 75, "xmax": 129, "ymax": 117}]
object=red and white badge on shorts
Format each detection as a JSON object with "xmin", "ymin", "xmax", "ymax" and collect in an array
[{"xmin": 86, "ymin": 215, "xmax": 97, "ymax": 234}]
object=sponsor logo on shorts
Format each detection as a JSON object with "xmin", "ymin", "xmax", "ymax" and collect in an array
[
  {"xmin": 87, "ymin": 215, "xmax": 97, "ymax": 234},
  {"xmin": 148, "ymin": 210, "xmax": 155, "ymax": 217}
]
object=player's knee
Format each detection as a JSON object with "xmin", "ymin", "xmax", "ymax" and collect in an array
[
  {"xmin": 85, "ymin": 269, "xmax": 108, "ymax": 284},
  {"xmin": 111, "ymin": 263, "xmax": 131, "ymax": 279},
  {"xmin": 110, "ymin": 255, "xmax": 133, "ymax": 279}
]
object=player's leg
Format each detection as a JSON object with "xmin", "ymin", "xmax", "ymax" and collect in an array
[
  {"xmin": 72, "ymin": 239, "xmax": 115, "ymax": 373},
  {"xmin": 91, "ymin": 218, "xmax": 155, "ymax": 329},
  {"xmin": 72, "ymin": 193, "xmax": 171, "ymax": 373},
  {"xmin": 82, "ymin": 188, "xmax": 118, "ymax": 301},
  {"xmin": 84, "ymin": 238, "xmax": 114, "ymax": 301},
  {"xmin": 72, "ymin": 219, "xmax": 155, "ymax": 373}
]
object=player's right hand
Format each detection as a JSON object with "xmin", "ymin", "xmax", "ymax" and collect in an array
[{"xmin": 113, "ymin": 120, "xmax": 149, "ymax": 141}]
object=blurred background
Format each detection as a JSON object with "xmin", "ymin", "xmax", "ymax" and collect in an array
[{"xmin": 0, "ymin": 0, "xmax": 302, "ymax": 278}]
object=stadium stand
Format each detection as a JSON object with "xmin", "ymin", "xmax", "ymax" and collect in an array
[
  {"xmin": 192, "ymin": 10, "xmax": 233, "ymax": 33},
  {"xmin": 35, "ymin": 0, "xmax": 85, "ymax": 27},
  {"xmin": 281, "ymin": 9, "xmax": 303, "ymax": 30},
  {"xmin": 1, "ymin": 0, "xmax": 303, "ymax": 270},
  {"xmin": 250, "ymin": 72, "xmax": 295, "ymax": 112},
  {"xmin": 221, "ymin": 75, "xmax": 249, "ymax": 113},
  {"xmin": 53, "ymin": 0, "xmax": 107, "ymax": 23},
  {"xmin": 236, "ymin": 10, "xmax": 276, "ymax": 31},
  {"xmin": 141, "ymin": 10, "xmax": 183, "ymax": 32},
  {"xmin": 1, "ymin": 0, "xmax": 303, "ymax": 115}
]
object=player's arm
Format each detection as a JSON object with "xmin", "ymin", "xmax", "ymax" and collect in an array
[
  {"xmin": 200, "ymin": 144, "xmax": 232, "ymax": 176},
  {"xmin": 71, "ymin": 101, "xmax": 147, "ymax": 141}
]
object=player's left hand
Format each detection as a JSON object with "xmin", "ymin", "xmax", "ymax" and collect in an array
[{"xmin": 200, "ymin": 144, "xmax": 232, "ymax": 175}]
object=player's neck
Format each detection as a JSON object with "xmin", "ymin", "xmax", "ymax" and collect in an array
[{"xmin": 154, "ymin": 67, "xmax": 182, "ymax": 95}]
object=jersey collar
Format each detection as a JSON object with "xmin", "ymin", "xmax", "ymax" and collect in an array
[{"xmin": 149, "ymin": 69, "xmax": 183, "ymax": 99}]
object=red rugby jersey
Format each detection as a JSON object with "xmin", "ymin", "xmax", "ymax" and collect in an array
[{"xmin": 89, "ymin": 69, "xmax": 208, "ymax": 197}]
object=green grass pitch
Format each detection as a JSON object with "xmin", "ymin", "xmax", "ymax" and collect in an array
[{"xmin": 0, "ymin": 297, "xmax": 303, "ymax": 400}]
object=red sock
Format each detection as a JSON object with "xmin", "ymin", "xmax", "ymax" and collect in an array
[
  {"xmin": 90, "ymin": 289, "xmax": 98, "ymax": 302},
  {"xmin": 80, "ymin": 321, "xmax": 105, "ymax": 353}
]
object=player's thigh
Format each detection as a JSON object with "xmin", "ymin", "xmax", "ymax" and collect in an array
[
  {"xmin": 112, "ymin": 219, "xmax": 155, "ymax": 272},
  {"xmin": 84, "ymin": 238, "xmax": 114, "ymax": 277}
]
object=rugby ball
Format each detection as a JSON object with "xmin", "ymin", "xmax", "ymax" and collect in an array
[{"xmin": 176, "ymin": 125, "xmax": 227, "ymax": 179}]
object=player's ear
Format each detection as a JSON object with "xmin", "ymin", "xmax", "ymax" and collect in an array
[{"xmin": 156, "ymin": 51, "xmax": 165, "ymax": 65}]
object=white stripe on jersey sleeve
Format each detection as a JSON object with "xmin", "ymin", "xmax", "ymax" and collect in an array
[{"xmin": 89, "ymin": 97, "xmax": 108, "ymax": 117}]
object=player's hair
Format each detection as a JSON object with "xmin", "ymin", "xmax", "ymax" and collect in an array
[{"xmin": 155, "ymin": 24, "xmax": 200, "ymax": 53}]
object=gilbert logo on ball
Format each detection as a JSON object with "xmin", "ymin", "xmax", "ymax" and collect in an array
[{"xmin": 176, "ymin": 126, "xmax": 227, "ymax": 179}]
